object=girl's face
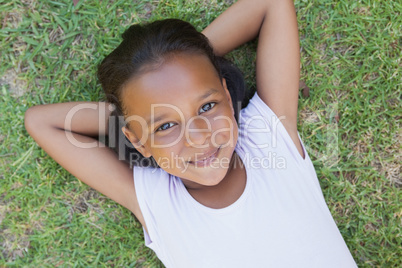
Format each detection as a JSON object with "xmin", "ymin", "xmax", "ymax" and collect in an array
[{"xmin": 121, "ymin": 53, "xmax": 238, "ymax": 188}]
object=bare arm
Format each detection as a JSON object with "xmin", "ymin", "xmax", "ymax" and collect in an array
[
  {"xmin": 24, "ymin": 103, "xmax": 147, "ymax": 230},
  {"xmin": 202, "ymin": 0, "xmax": 303, "ymax": 157}
]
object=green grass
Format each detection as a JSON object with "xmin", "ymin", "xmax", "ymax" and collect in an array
[{"xmin": 0, "ymin": 0, "xmax": 400, "ymax": 267}]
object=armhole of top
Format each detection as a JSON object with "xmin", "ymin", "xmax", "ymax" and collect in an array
[
  {"xmin": 250, "ymin": 92, "xmax": 307, "ymax": 163},
  {"xmin": 244, "ymin": 92, "xmax": 324, "ymax": 196},
  {"xmin": 297, "ymin": 132, "xmax": 307, "ymax": 160},
  {"xmin": 142, "ymin": 226, "xmax": 153, "ymax": 245},
  {"xmin": 132, "ymin": 166, "xmax": 160, "ymax": 252}
]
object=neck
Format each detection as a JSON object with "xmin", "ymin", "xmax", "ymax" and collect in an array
[{"xmin": 181, "ymin": 151, "xmax": 247, "ymax": 209}]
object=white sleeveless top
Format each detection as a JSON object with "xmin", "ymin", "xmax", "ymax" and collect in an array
[{"xmin": 133, "ymin": 92, "xmax": 357, "ymax": 267}]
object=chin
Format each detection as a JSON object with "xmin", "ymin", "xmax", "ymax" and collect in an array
[
  {"xmin": 202, "ymin": 177, "xmax": 225, "ymax": 187},
  {"xmin": 201, "ymin": 166, "xmax": 230, "ymax": 187},
  {"xmin": 181, "ymin": 149, "xmax": 235, "ymax": 188},
  {"xmin": 181, "ymin": 170, "xmax": 226, "ymax": 189}
]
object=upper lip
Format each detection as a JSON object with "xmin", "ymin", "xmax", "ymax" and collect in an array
[{"xmin": 190, "ymin": 147, "xmax": 220, "ymax": 163}]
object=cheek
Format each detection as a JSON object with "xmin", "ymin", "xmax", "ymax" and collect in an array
[
  {"xmin": 149, "ymin": 135, "xmax": 184, "ymax": 161},
  {"xmin": 210, "ymin": 113, "xmax": 238, "ymax": 147},
  {"xmin": 151, "ymin": 128, "xmax": 183, "ymax": 147},
  {"xmin": 151, "ymin": 147, "xmax": 177, "ymax": 169},
  {"xmin": 152, "ymin": 147, "xmax": 190, "ymax": 173}
]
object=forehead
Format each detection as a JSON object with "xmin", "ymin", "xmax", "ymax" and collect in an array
[{"xmin": 121, "ymin": 53, "xmax": 223, "ymax": 122}]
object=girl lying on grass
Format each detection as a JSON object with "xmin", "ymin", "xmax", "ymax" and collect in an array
[{"xmin": 25, "ymin": 0, "xmax": 358, "ymax": 266}]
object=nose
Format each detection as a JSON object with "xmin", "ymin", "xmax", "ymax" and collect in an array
[{"xmin": 184, "ymin": 116, "xmax": 212, "ymax": 147}]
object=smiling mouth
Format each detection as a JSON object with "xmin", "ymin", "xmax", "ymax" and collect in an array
[{"xmin": 189, "ymin": 147, "xmax": 221, "ymax": 166}]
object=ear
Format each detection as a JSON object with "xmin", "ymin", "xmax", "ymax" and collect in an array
[
  {"xmin": 222, "ymin": 78, "xmax": 234, "ymax": 114},
  {"xmin": 122, "ymin": 126, "xmax": 152, "ymax": 158}
]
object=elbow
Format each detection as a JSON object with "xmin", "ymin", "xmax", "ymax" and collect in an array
[{"xmin": 24, "ymin": 106, "xmax": 41, "ymax": 136}]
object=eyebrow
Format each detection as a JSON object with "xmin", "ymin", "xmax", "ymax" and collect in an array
[{"xmin": 146, "ymin": 88, "xmax": 220, "ymax": 128}]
